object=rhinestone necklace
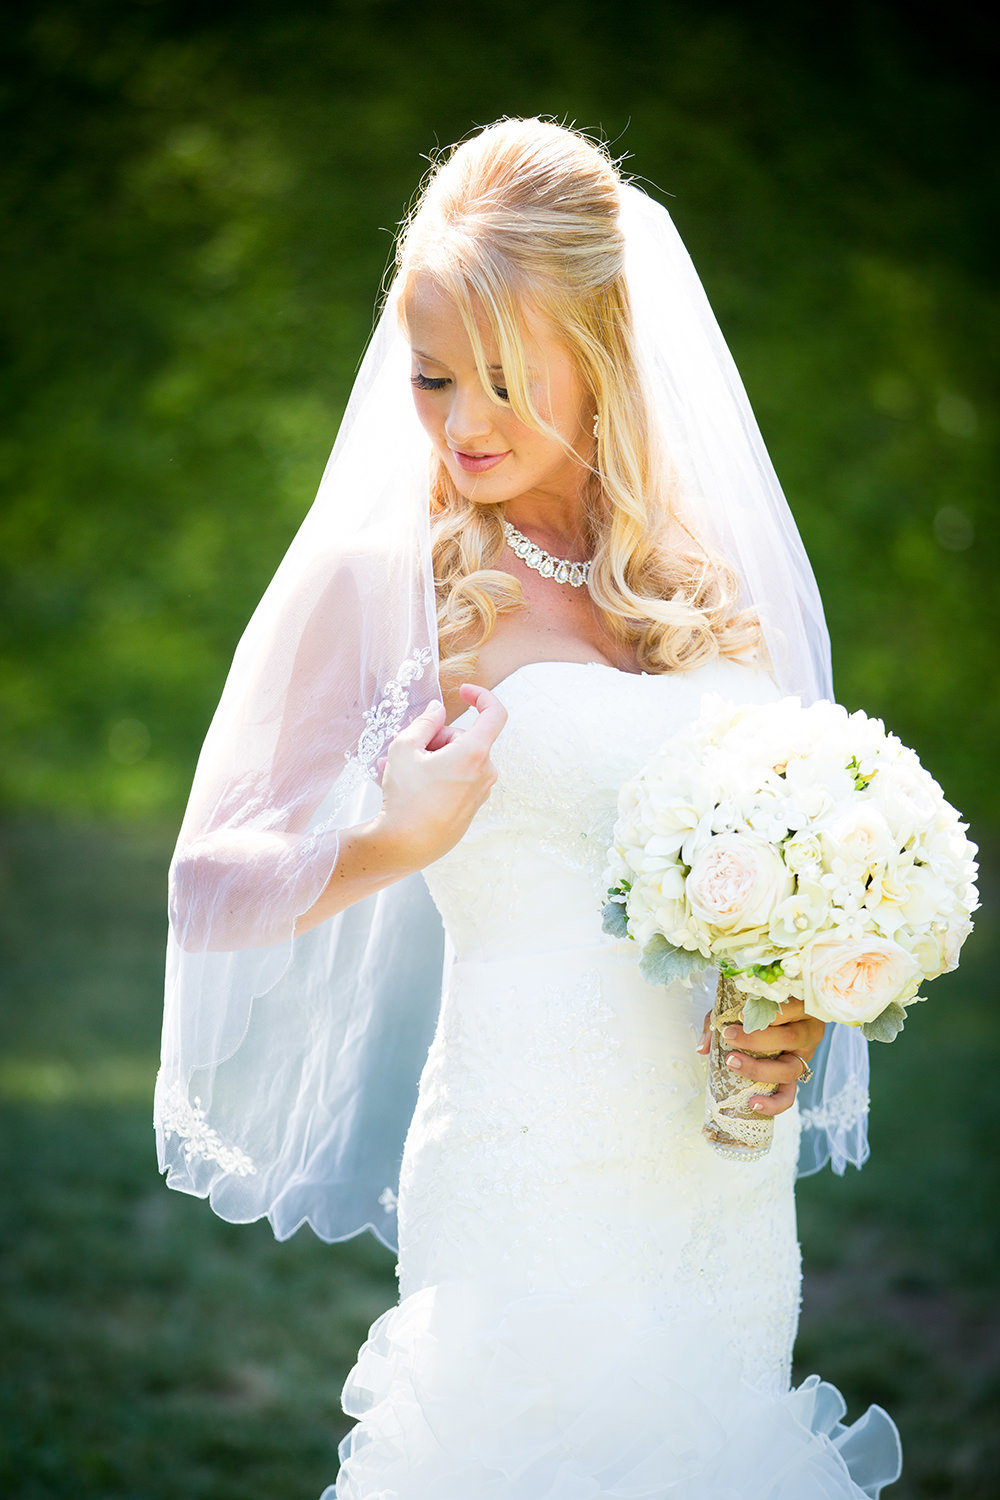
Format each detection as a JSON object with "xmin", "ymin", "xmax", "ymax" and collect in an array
[{"xmin": 503, "ymin": 520, "xmax": 593, "ymax": 588}]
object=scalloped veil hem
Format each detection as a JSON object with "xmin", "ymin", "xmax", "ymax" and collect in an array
[{"xmin": 326, "ymin": 1282, "xmax": 902, "ymax": 1499}]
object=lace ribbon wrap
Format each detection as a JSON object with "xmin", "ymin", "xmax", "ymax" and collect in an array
[{"xmin": 704, "ymin": 971, "xmax": 782, "ymax": 1159}]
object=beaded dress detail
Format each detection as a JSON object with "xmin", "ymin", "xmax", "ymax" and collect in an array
[{"xmin": 329, "ymin": 659, "xmax": 902, "ymax": 1499}]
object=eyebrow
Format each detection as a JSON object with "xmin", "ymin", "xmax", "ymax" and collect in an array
[{"xmin": 412, "ymin": 349, "xmax": 504, "ymax": 372}]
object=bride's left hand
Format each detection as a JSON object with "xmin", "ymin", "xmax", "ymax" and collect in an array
[{"xmin": 695, "ymin": 999, "xmax": 825, "ymax": 1117}]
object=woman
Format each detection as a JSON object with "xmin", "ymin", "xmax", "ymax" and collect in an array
[{"xmin": 157, "ymin": 119, "xmax": 901, "ymax": 1495}]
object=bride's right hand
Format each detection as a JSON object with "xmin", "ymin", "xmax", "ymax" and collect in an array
[{"xmin": 375, "ymin": 684, "xmax": 507, "ymax": 869}]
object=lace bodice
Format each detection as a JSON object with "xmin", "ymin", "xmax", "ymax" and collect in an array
[
  {"xmin": 332, "ymin": 659, "xmax": 902, "ymax": 1500},
  {"xmin": 400, "ymin": 656, "xmax": 801, "ymax": 1389},
  {"xmin": 422, "ymin": 657, "xmax": 781, "ymax": 960}
]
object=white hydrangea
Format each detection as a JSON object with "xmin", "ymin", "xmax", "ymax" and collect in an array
[{"xmin": 603, "ymin": 694, "xmax": 980, "ymax": 1037}]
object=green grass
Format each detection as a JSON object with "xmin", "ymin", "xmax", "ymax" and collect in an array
[
  {"xmin": 1, "ymin": 817, "xmax": 996, "ymax": 1497},
  {"xmin": 0, "ymin": 819, "xmax": 396, "ymax": 1499}
]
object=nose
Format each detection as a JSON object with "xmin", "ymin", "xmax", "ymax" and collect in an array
[{"xmin": 444, "ymin": 382, "xmax": 496, "ymax": 453}]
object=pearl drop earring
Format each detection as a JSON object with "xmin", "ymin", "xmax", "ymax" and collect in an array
[{"xmin": 592, "ymin": 412, "xmax": 600, "ymax": 438}]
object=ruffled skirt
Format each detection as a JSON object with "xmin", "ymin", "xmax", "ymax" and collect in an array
[
  {"xmin": 327, "ymin": 947, "xmax": 901, "ymax": 1497},
  {"xmin": 330, "ymin": 1282, "xmax": 901, "ymax": 1498}
]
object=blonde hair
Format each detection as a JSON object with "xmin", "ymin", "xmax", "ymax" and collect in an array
[{"xmin": 393, "ymin": 117, "xmax": 763, "ymax": 690}]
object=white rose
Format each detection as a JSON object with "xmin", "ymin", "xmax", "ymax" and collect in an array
[
  {"xmin": 801, "ymin": 935, "xmax": 921, "ymax": 1025},
  {"xmin": 870, "ymin": 761, "xmax": 940, "ymax": 837},
  {"xmin": 783, "ymin": 830, "xmax": 823, "ymax": 875},
  {"xmin": 902, "ymin": 931, "xmax": 945, "ymax": 980},
  {"xmin": 906, "ymin": 915, "xmax": 973, "ymax": 978},
  {"xmin": 819, "ymin": 806, "xmax": 895, "ymax": 876},
  {"xmin": 686, "ymin": 835, "xmax": 794, "ymax": 935},
  {"xmin": 940, "ymin": 915, "xmax": 973, "ymax": 971}
]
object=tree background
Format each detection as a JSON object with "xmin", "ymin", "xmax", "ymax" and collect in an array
[{"xmin": 1, "ymin": 2, "xmax": 996, "ymax": 1496}]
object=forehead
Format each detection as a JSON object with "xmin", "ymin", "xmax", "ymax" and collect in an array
[
  {"xmin": 401, "ymin": 270, "xmax": 567, "ymax": 375},
  {"xmin": 402, "ymin": 273, "xmax": 495, "ymax": 358}
]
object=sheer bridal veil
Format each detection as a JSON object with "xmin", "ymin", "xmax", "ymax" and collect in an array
[{"xmin": 155, "ymin": 129, "xmax": 870, "ymax": 1249}]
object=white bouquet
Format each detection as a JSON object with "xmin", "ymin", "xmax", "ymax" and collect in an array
[{"xmin": 602, "ymin": 695, "xmax": 979, "ymax": 1156}]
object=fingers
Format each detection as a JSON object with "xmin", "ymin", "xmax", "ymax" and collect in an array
[
  {"xmin": 395, "ymin": 698, "xmax": 447, "ymax": 751},
  {"xmin": 724, "ymin": 1049, "xmax": 810, "ymax": 1087},
  {"xmin": 425, "ymin": 723, "xmax": 461, "ymax": 752},
  {"xmin": 746, "ymin": 1080, "xmax": 797, "ymax": 1117},
  {"xmin": 721, "ymin": 1012, "xmax": 824, "ymax": 1061},
  {"xmin": 694, "ymin": 996, "xmax": 818, "ymax": 1121},
  {"xmin": 457, "ymin": 683, "xmax": 508, "ymax": 748}
]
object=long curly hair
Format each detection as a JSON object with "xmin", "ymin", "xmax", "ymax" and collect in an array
[{"xmin": 392, "ymin": 117, "xmax": 763, "ymax": 693}]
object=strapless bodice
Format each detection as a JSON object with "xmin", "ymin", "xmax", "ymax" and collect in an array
[
  {"xmin": 333, "ymin": 655, "xmax": 903, "ymax": 1500},
  {"xmin": 420, "ymin": 657, "xmax": 781, "ymax": 961}
]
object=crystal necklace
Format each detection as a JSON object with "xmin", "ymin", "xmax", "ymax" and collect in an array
[{"xmin": 503, "ymin": 520, "xmax": 593, "ymax": 588}]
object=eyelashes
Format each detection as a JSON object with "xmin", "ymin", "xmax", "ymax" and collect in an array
[{"xmin": 410, "ymin": 373, "xmax": 509, "ymax": 402}]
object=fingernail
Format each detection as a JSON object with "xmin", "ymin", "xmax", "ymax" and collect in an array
[
  {"xmin": 751, "ymin": 1101, "xmax": 764, "ymax": 1111},
  {"xmin": 723, "ymin": 1025, "xmax": 739, "ymax": 1040},
  {"xmin": 427, "ymin": 699, "xmax": 443, "ymax": 713},
  {"xmin": 726, "ymin": 1054, "xmax": 741, "ymax": 1069}
]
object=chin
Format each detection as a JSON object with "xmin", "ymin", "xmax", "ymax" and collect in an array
[{"xmin": 448, "ymin": 468, "xmax": 520, "ymax": 506}]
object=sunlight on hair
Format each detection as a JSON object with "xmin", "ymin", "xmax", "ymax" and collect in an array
[{"xmin": 391, "ymin": 117, "xmax": 763, "ymax": 695}]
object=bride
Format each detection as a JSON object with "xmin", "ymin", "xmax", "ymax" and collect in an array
[{"xmin": 156, "ymin": 119, "xmax": 902, "ymax": 1496}]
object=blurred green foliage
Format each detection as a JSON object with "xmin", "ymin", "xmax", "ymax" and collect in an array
[
  {"xmin": 1, "ymin": 9, "xmax": 997, "ymax": 1496},
  {"xmin": 1, "ymin": 0, "xmax": 995, "ymax": 840}
]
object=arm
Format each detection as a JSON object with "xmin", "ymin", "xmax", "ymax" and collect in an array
[
  {"xmin": 172, "ymin": 686, "xmax": 507, "ymax": 952},
  {"xmin": 293, "ymin": 685, "xmax": 506, "ymax": 933}
]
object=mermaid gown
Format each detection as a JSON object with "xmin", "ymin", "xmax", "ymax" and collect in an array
[{"xmin": 329, "ymin": 658, "xmax": 902, "ymax": 1498}]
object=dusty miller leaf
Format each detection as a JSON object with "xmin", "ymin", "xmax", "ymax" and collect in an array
[
  {"xmin": 861, "ymin": 1001, "xmax": 908, "ymax": 1043},
  {"xmin": 638, "ymin": 934, "xmax": 708, "ymax": 987},
  {"xmin": 601, "ymin": 900, "xmax": 630, "ymax": 939},
  {"xmin": 740, "ymin": 994, "xmax": 782, "ymax": 1034}
]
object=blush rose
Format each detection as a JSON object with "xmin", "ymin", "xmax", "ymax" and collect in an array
[
  {"xmin": 685, "ymin": 834, "xmax": 793, "ymax": 936},
  {"xmin": 801, "ymin": 935, "xmax": 921, "ymax": 1025}
]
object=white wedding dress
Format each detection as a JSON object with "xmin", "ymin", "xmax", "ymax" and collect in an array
[{"xmin": 329, "ymin": 659, "xmax": 903, "ymax": 1499}]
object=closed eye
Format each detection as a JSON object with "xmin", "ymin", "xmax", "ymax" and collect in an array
[{"xmin": 410, "ymin": 372, "xmax": 509, "ymax": 401}]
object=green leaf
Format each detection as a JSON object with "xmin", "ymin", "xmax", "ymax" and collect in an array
[
  {"xmin": 601, "ymin": 900, "xmax": 631, "ymax": 940},
  {"xmin": 861, "ymin": 1001, "xmax": 908, "ymax": 1043},
  {"xmin": 638, "ymin": 934, "xmax": 708, "ymax": 986},
  {"xmin": 741, "ymin": 994, "xmax": 782, "ymax": 1033}
]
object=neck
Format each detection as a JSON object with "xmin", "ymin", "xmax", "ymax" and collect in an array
[{"xmin": 503, "ymin": 499, "xmax": 590, "ymax": 558}]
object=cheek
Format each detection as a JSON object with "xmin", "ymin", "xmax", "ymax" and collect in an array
[
  {"xmin": 536, "ymin": 363, "xmax": 588, "ymax": 433},
  {"xmin": 411, "ymin": 390, "xmax": 445, "ymax": 437}
]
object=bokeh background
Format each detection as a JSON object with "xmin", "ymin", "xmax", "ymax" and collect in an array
[{"xmin": 1, "ymin": 1, "xmax": 996, "ymax": 1496}]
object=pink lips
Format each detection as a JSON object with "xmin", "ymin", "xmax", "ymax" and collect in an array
[{"xmin": 452, "ymin": 448, "xmax": 511, "ymax": 474}]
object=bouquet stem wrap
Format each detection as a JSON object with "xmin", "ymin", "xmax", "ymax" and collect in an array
[{"xmin": 704, "ymin": 972, "xmax": 781, "ymax": 1160}]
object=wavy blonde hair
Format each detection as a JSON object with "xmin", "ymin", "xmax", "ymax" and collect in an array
[{"xmin": 393, "ymin": 117, "xmax": 764, "ymax": 691}]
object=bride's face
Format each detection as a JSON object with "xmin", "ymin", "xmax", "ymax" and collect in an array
[{"xmin": 403, "ymin": 272, "xmax": 593, "ymax": 510}]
